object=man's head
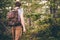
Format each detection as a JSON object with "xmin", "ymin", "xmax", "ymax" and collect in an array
[{"xmin": 15, "ymin": 2, "xmax": 21, "ymax": 7}]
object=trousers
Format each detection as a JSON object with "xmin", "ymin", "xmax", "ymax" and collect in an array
[{"xmin": 12, "ymin": 26, "xmax": 22, "ymax": 40}]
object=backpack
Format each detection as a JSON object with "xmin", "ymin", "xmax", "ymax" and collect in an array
[{"xmin": 6, "ymin": 8, "xmax": 21, "ymax": 26}]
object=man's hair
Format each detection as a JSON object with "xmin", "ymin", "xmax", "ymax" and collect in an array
[{"xmin": 15, "ymin": 2, "xmax": 21, "ymax": 7}]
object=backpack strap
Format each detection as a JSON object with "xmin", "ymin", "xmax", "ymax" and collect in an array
[{"xmin": 14, "ymin": 7, "xmax": 19, "ymax": 11}]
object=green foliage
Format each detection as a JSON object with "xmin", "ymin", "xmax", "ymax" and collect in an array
[
  {"xmin": 0, "ymin": 0, "xmax": 13, "ymax": 8},
  {"xmin": 0, "ymin": 0, "xmax": 60, "ymax": 40}
]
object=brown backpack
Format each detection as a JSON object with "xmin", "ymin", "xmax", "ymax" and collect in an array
[{"xmin": 7, "ymin": 9, "xmax": 21, "ymax": 26}]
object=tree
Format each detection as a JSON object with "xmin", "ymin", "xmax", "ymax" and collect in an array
[{"xmin": 49, "ymin": 0, "xmax": 58, "ymax": 17}]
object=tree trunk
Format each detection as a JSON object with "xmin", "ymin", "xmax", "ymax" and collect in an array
[
  {"xmin": 28, "ymin": 17, "xmax": 31, "ymax": 26},
  {"xmin": 50, "ymin": 0, "xmax": 58, "ymax": 18}
]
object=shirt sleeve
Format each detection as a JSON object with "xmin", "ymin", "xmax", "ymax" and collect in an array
[{"xmin": 18, "ymin": 8, "xmax": 23, "ymax": 16}]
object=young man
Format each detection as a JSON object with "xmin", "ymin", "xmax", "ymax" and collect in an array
[{"xmin": 11, "ymin": 1, "xmax": 26, "ymax": 40}]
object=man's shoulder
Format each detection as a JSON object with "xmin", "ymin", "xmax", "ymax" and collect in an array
[
  {"xmin": 18, "ymin": 8, "xmax": 23, "ymax": 12},
  {"xmin": 19, "ymin": 8, "xmax": 23, "ymax": 10}
]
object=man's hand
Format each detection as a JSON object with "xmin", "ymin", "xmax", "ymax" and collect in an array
[{"xmin": 23, "ymin": 27, "xmax": 26, "ymax": 33}]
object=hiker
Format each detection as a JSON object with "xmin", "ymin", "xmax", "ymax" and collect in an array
[{"xmin": 7, "ymin": 1, "xmax": 26, "ymax": 40}]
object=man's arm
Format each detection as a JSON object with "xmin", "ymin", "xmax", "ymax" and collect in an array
[
  {"xmin": 20, "ymin": 12, "xmax": 26, "ymax": 32},
  {"xmin": 19, "ymin": 8, "xmax": 26, "ymax": 32}
]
